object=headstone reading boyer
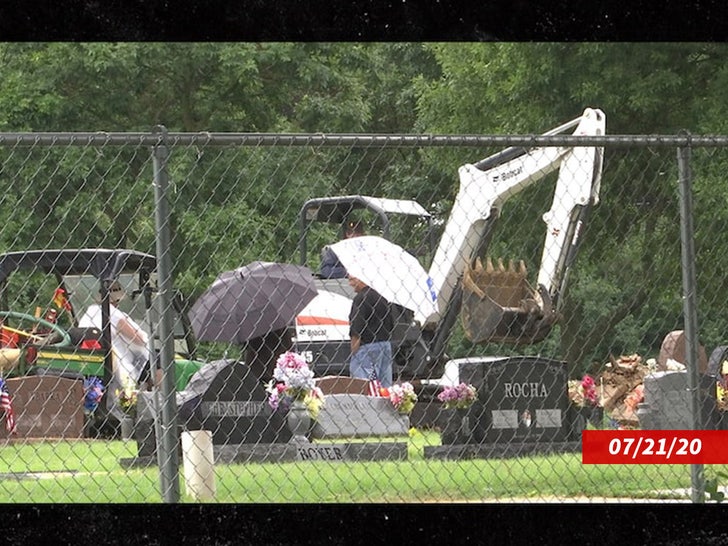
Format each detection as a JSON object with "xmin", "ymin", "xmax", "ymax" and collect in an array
[
  {"xmin": 124, "ymin": 368, "xmax": 411, "ymax": 467},
  {"xmin": 0, "ymin": 376, "xmax": 84, "ymax": 439}
]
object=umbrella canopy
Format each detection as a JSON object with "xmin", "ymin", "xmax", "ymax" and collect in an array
[
  {"xmin": 294, "ymin": 290, "xmax": 352, "ymax": 343},
  {"xmin": 189, "ymin": 261, "xmax": 317, "ymax": 345},
  {"xmin": 329, "ymin": 235, "xmax": 438, "ymax": 324}
]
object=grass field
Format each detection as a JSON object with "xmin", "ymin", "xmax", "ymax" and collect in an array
[{"xmin": 0, "ymin": 430, "xmax": 719, "ymax": 503}]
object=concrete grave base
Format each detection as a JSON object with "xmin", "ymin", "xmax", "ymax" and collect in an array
[
  {"xmin": 119, "ymin": 440, "xmax": 408, "ymax": 468},
  {"xmin": 423, "ymin": 441, "xmax": 582, "ymax": 461}
]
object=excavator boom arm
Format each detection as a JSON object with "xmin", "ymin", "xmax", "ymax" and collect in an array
[{"xmin": 425, "ymin": 108, "xmax": 605, "ymax": 346}]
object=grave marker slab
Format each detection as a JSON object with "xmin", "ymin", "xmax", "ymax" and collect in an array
[
  {"xmin": 657, "ymin": 330, "xmax": 708, "ymax": 373},
  {"xmin": 311, "ymin": 394, "xmax": 409, "ymax": 439},
  {"xmin": 0, "ymin": 376, "xmax": 84, "ymax": 439},
  {"xmin": 639, "ymin": 371, "xmax": 717, "ymax": 430},
  {"xmin": 445, "ymin": 356, "xmax": 569, "ymax": 444},
  {"xmin": 120, "ymin": 441, "xmax": 408, "ymax": 468},
  {"xmin": 294, "ymin": 442, "xmax": 407, "ymax": 462},
  {"xmin": 642, "ymin": 371, "xmax": 691, "ymax": 430}
]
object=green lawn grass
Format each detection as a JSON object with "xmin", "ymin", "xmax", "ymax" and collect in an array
[{"xmin": 0, "ymin": 431, "xmax": 720, "ymax": 503}]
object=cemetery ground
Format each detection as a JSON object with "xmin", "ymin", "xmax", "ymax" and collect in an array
[{"xmin": 0, "ymin": 429, "xmax": 723, "ymax": 503}]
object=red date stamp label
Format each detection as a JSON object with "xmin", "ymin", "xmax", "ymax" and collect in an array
[{"xmin": 582, "ymin": 430, "xmax": 728, "ymax": 464}]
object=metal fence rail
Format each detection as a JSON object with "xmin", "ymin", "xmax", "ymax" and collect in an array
[{"xmin": 0, "ymin": 129, "xmax": 723, "ymax": 503}]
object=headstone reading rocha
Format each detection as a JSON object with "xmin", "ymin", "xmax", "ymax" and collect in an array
[
  {"xmin": 0, "ymin": 376, "xmax": 84, "ymax": 439},
  {"xmin": 444, "ymin": 356, "xmax": 569, "ymax": 444}
]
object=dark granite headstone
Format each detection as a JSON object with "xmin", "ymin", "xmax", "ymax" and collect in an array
[
  {"xmin": 195, "ymin": 360, "xmax": 291, "ymax": 444},
  {"xmin": 445, "ymin": 356, "xmax": 569, "ymax": 444},
  {"xmin": 0, "ymin": 376, "xmax": 84, "ymax": 439},
  {"xmin": 135, "ymin": 359, "xmax": 291, "ymax": 456},
  {"xmin": 708, "ymin": 345, "xmax": 728, "ymax": 376}
]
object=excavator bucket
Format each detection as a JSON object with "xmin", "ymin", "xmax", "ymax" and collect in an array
[{"xmin": 460, "ymin": 257, "xmax": 558, "ymax": 344}]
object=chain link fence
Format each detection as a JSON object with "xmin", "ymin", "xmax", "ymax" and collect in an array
[{"xmin": 0, "ymin": 126, "xmax": 726, "ymax": 503}]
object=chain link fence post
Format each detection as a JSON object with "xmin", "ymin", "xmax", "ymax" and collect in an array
[
  {"xmin": 152, "ymin": 126, "xmax": 181, "ymax": 503},
  {"xmin": 677, "ymin": 133, "xmax": 705, "ymax": 503}
]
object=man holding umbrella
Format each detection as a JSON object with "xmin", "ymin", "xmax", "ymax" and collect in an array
[{"xmin": 347, "ymin": 275, "xmax": 394, "ymax": 388}]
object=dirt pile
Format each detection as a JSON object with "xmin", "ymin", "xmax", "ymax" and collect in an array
[{"xmin": 596, "ymin": 354, "xmax": 649, "ymax": 428}]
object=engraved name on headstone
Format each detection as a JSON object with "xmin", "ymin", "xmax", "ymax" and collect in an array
[{"xmin": 135, "ymin": 359, "xmax": 291, "ymax": 457}]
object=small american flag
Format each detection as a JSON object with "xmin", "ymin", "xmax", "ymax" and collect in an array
[
  {"xmin": 0, "ymin": 378, "xmax": 17, "ymax": 434},
  {"xmin": 367, "ymin": 371, "xmax": 383, "ymax": 397}
]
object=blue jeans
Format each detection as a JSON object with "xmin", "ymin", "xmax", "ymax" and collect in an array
[{"xmin": 350, "ymin": 341, "xmax": 393, "ymax": 387}]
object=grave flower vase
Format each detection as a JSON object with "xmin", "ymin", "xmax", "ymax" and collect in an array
[
  {"xmin": 568, "ymin": 405, "xmax": 603, "ymax": 440},
  {"xmin": 287, "ymin": 399, "xmax": 311, "ymax": 443},
  {"xmin": 441, "ymin": 407, "xmax": 474, "ymax": 445},
  {"xmin": 569, "ymin": 406, "xmax": 587, "ymax": 439},
  {"xmin": 456, "ymin": 408, "xmax": 472, "ymax": 442},
  {"xmin": 120, "ymin": 415, "xmax": 136, "ymax": 441},
  {"xmin": 587, "ymin": 406, "xmax": 604, "ymax": 429}
]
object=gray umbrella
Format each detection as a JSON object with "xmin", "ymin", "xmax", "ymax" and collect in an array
[{"xmin": 188, "ymin": 261, "xmax": 317, "ymax": 345}]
